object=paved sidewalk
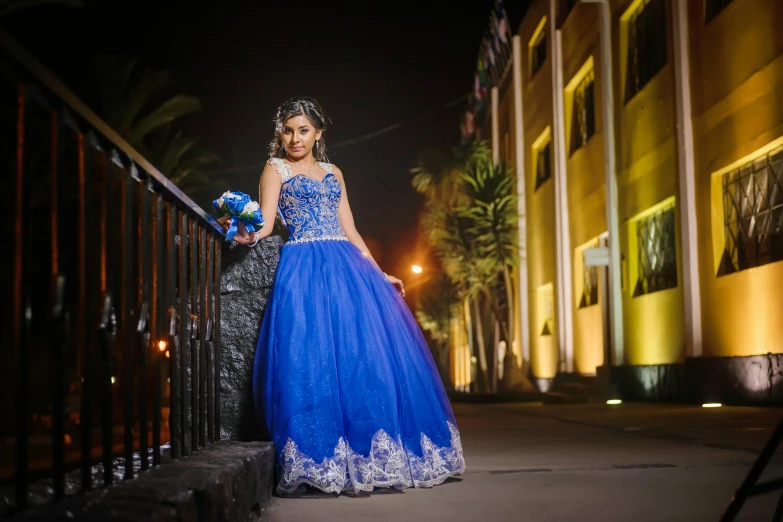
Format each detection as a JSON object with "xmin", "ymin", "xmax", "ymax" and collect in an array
[{"xmin": 263, "ymin": 402, "xmax": 783, "ymax": 522}]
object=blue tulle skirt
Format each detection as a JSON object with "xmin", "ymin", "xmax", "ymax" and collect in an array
[{"xmin": 253, "ymin": 238, "xmax": 465, "ymax": 495}]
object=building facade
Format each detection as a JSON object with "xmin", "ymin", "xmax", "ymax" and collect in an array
[{"xmin": 462, "ymin": 0, "xmax": 783, "ymax": 403}]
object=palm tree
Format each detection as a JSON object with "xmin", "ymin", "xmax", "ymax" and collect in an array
[
  {"xmin": 414, "ymin": 270, "xmax": 458, "ymax": 389},
  {"xmin": 421, "ymin": 200, "xmax": 496, "ymax": 391},
  {"xmin": 459, "ymin": 159, "xmax": 520, "ymax": 348},
  {"xmin": 411, "ymin": 140, "xmax": 491, "ymax": 205},
  {"xmin": 91, "ymin": 54, "xmax": 218, "ymax": 194},
  {"xmin": 145, "ymin": 123, "xmax": 219, "ymax": 195},
  {"xmin": 413, "ymin": 139, "xmax": 523, "ymax": 393}
]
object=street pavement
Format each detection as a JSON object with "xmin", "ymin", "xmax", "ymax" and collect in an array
[{"xmin": 263, "ymin": 401, "xmax": 783, "ymax": 522}]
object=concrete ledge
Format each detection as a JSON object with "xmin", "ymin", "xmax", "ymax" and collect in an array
[
  {"xmin": 449, "ymin": 392, "xmax": 543, "ymax": 403},
  {"xmin": 13, "ymin": 441, "xmax": 275, "ymax": 522},
  {"xmin": 613, "ymin": 354, "xmax": 783, "ymax": 405}
]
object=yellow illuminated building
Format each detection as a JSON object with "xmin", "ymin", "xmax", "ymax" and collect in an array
[{"xmin": 458, "ymin": 0, "xmax": 783, "ymax": 403}]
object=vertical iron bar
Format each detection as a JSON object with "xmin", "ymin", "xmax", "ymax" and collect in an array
[
  {"xmin": 50, "ymin": 109, "xmax": 66, "ymax": 501},
  {"xmin": 169, "ymin": 206, "xmax": 180, "ymax": 458},
  {"xmin": 99, "ymin": 292, "xmax": 114, "ymax": 486},
  {"xmin": 98, "ymin": 152, "xmax": 113, "ymax": 487},
  {"xmin": 13, "ymin": 82, "xmax": 29, "ymax": 510},
  {"xmin": 153, "ymin": 195, "xmax": 165, "ymax": 466},
  {"xmin": 214, "ymin": 240, "xmax": 221, "ymax": 440},
  {"xmin": 189, "ymin": 220, "xmax": 198, "ymax": 452},
  {"xmin": 178, "ymin": 213, "xmax": 189, "ymax": 456},
  {"xmin": 78, "ymin": 133, "xmax": 93, "ymax": 492},
  {"xmin": 206, "ymin": 235, "xmax": 214, "ymax": 442},
  {"xmin": 199, "ymin": 227, "xmax": 207, "ymax": 448},
  {"xmin": 138, "ymin": 180, "xmax": 152, "ymax": 471},
  {"xmin": 122, "ymin": 164, "xmax": 135, "ymax": 480}
]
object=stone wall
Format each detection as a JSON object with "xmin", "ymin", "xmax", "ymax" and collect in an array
[{"xmin": 218, "ymin": 235, "xmax": 283, "ymax": 442}]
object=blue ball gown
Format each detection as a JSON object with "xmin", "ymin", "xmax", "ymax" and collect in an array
[{"xmin": 253, "ymin": 157, "xmax": 465, "ymax": 495}]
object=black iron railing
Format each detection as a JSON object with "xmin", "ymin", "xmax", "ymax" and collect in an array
[{"xmin": 0, "ymin": 31, "xmax": 224, "ymax": 514}]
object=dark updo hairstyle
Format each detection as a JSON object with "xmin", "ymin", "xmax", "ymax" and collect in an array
[{"xmin": 269, "ymin": 96, "xmax": 330, "ymax": 162}]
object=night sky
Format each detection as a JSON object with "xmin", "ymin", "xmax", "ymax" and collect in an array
[{"xmin": 6, "ymin": 1, "xmax": 528, "ymax": 276}]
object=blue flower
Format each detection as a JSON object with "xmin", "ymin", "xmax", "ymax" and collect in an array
[{"xmin": 212, "ymin": 191, "xmax": 265, "ymax": 241}]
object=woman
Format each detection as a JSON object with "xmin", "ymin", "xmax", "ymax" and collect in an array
[{"xmin": 230, "ymin": 97, "xmax": 464, "ymax": 495}]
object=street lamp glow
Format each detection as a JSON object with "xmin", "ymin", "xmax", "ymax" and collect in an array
[
  {"xmin": 606, "ymin": 399, "xmax": 622, "ymax": 405},
  {"xmin": 702, "ymin": 403, "xmax": 722, "ymax": 408},
  {"xmin": 411, "ymin": 265, "xmax": 423, "ymax": 274},
  {"xmin": 158, "ymin": 340, "xmax": 167, "ymax": 352}
]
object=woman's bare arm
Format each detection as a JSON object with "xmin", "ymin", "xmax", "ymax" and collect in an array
[
  {"xmin": 333, "ymin": 166, "xmax": 382, "ymax": 270},
  {"xmin": 230, "ymin": 162, "xmax": 282, "ymax": 244},
  {"xmin": 333, "ymin": 166, "xmax": 405, "ymax": 296}
]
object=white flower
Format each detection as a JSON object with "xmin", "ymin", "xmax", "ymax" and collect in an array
[
  {"xmin": 222, "ymin": 191, "xmax": 241, "ymax": 199},
  {"xmin": 242, "ymin": 201, "xmax": 260, "ymax": 214}
]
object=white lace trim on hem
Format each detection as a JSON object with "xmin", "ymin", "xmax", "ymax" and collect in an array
[{"xmin": 276, "ymin": 422, "xmax": 465, "ymax": 495}]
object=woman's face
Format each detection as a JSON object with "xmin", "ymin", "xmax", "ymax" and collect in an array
[{"xmin": 280, "ymin": 114, "xmax": 322, "ymax": 160}]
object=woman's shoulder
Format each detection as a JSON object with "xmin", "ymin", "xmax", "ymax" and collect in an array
[
  {"xmin": 320, "ymin": 161, "xmax": 343, "ymax": 177},
  {"xmin": 265, "ymin": 157, "xmax": 291, "ymax": 181}
]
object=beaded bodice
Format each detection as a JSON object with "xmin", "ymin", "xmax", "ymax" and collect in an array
[{"xmin": 268, "ymin": 158, "xmax": 347, "ymax": 244}]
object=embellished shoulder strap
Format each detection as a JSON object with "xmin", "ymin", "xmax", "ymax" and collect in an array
[
  {"xmin": 318, "ymin": 161, "xmax": 334, "ymax": 173},
  {"xmin": 267, "ymin": 157, "xmax": 293, "ymax": 182}
]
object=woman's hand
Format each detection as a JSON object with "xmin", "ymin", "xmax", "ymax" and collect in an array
[
  {"xmin": 222, "ymin": 219, "xmax": 256, "ymax": 245},
  {"xmin": 385, "ymin": 273, "xmax": 405, "ymax": 298}
]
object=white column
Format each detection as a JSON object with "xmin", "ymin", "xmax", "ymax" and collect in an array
[
  {"xmin": 550, "ymin": 2, "xmax": 575, "ymax": 373},
  {"xmin": 672, "ymin": 0, "xmax": 703, "ymax": 358},
  {"xmin": 512, "ymin": 34, "xmax": 531, "ymax": 365},
  {"xmin": 491, "ymin": 86, "xmax": 500, "ymax": 164},
  {"xmin": 582, "ymin": 0, "xmax": 624, "ymax": 365}
]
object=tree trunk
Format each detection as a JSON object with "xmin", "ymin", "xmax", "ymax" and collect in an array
[
  {"xmin": 483, "ymin": 287, "xmax": 511, "ymax": 346},
  {"xmin": 503, "ymin": 264, "xmax": 516, "ymax": 364},
  {"xmin": 471, "ymin": 297, "xmax": 490, "ymax": 393}
]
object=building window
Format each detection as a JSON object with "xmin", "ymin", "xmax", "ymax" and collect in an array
[
  {"xmin": 579, "ymin": 259, "xmax": 599, "ymax": 308},
  {"xmin": 531, "ymin": 29, "xmax": 547, "ymax": 77},
  {"xmin": 532, "ymin": 127, "xmax": 552, "ymax": 191},
  {"xmin": 569, "ymin": 68, "xmax": 595, "ymax": 156},
  {"xmin": 634, "ymin": 203, "xmax": 678, "ymax": 297},
  {"xmin": 718, "ymin": 145, "xmax": 783, "ymax": 275},
  {"xmin": 624, "ymin": 0, "xmax": 667, "ymax": 102},
  {"xmin": 705, "ymin": 0, "xmax": 734, "ymax": 23},
  {"xmin": 535, "ymin": 142, "xmax": 552, "ymax": 190}
]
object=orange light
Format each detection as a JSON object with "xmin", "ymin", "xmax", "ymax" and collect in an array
[
  {"xmin": 165, "ymin": 350, "xmax": 170, "ymax": 358},
  {"xmin": 411, "ymin": 265, "xmax": 423, "ymax": 274},
  {"xmin": 158, "ymin": 340, "xmax": 167, "ymax": 352}
]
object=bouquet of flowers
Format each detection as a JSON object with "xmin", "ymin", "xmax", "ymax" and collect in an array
[{"xmin": 212, "ymin": 191, "xmax": 265, "ymax": 242}]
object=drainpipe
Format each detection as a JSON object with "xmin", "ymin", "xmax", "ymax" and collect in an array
[
  {"xmin": 581, "ymin": 0, "xmax": 624, "ymax": 365},
  {"xmin": 491, "ymin": 85, "xmax": 500, "ymax": 393},
  {"xmin": 672, "ymin": 0, "xmax": 703, "ymax": 358},
  {"xmin": 512, "ymin": 34, "xmax": 531, "ymax": 366},
  {"xmin": 550, "ymin": 1, "xmax": 575, "ymax": 373}
]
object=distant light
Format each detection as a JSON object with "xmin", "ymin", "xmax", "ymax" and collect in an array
[
  {"xmin": 606, "ymin": 399, "xmax": 622, "ymax": 405},
  {"xmin": 702, "ymin": 403, "xmax": 722, "ymax": 408},
  {"xmin": 158, "ymin": 340, "xmax": 167, "ymax": 352},
  {"xmin": 411, "ymin": 265, "xmax": 423, "ymax": 274},
  {"xmin": 167, "ymin": 377, "xmax": 171, "ymax": 384},
  {"xmin": 470, "ymin": 356, "xmax": 477, "ymax": 363},
  {"xmin": 110, "ymin": 376, "xmax": 116, "ymax": 384},
  {"xmin": 165, "ymin": 350, "xmax": 170, "ymax": 358},
  {"xmin": 64, "ymin": 434, "xmax": 72, "ymax": 445}
]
